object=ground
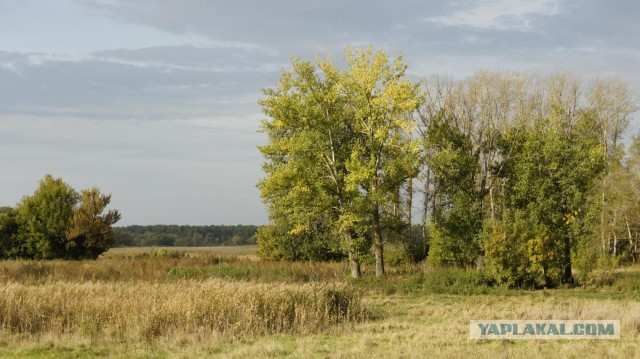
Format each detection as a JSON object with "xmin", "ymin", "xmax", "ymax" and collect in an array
[{"xmin": 0, "ymin": 246, "xmax": 638, "ymax": 358}]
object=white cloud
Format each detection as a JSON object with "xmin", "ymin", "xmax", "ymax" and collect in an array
[{"xmin": 426, "ymin": 0, "xmax": 563, "ymax": 31}]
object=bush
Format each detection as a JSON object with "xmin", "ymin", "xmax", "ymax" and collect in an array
[
  {"xmin": 256, "ymin": 223, "xmax": 343, "ymax": 261},
  {"xmin": 391, "ymin": 267, "xmax": 495, "ymax": 295}
]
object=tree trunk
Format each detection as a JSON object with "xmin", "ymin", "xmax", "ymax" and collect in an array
[
  {"xmin": 489, "ymin": 186, "xmax": 496, "ymax": 221},
  {"xmin": 611, "ymin": 213, "xmax": 617, "ymax": 256},
  {"xmin": 633, "ymin": 232, "xmax": 638, "ymax": 263},
  {"xmin": 372, "ymin": 203, "xmax": 385, "ymax": 276},
  {"xmin": 562, "ymin": 234, "xmax": 574, "ymax": 285},
  {"xmin": 345, "ymin": 232, "xmax": 361, "ymax": 278},
  {"xmin": 625, "ymin": 220, "xmax": 636, "ymax": 264},
  {"xmin": 561, "ymin": 196, "xmax": 574, "ymax": 285},
  {"xmin": 423, "ymin": 169, "xmax": 431, "ymax": 257},
  {"xmin": 407, "ymin": 178, "xmax": 413, "ymax": 236},
  {"xmin": 601, "ymin": 180, "xmax": 607, "ymax": 253},
  {"xmin": 349, "ymin": 253, "xmax": 361, "ymax": 278}
]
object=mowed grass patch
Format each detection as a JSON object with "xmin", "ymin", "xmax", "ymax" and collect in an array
[{"xmin": 0, "ymin": 280, "xmax": 367, "ymax": 343}]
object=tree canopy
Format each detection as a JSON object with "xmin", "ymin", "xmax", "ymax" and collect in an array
[
  {"xmin": 258, "ymin": 46, "xmax": 423, "ymax": 277},
  {"xmin": 0, "ymin": 175, "xmax": 121, "ymax": 259},
  {"xmin": 258, "ymin": 46, "xmax": 639, "ymax": 287}
]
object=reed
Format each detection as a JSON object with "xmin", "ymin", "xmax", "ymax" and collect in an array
[{"xmin": 0, "ymin": 280, "xmax": 366, "ymax": 342}]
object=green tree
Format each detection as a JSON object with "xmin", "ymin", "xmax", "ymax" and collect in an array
[
  {"xmin": 7, "ymin": 176, "xmax": 121, "ymax": 259},
  {"xmin": 258, "ymin": 46, "xmax": 422, "ymax": 276},
  {"xmin": 484, "ymin": 112, "xmax": 606, "ymax": 287},
  {"xmin": 15, "ymin": 175, "xmax": 79, "ymax": 259},
  {"xmin": 341, "ymin": 47, "xmax": 423, "ymax": 276},
  {"xmin": 258, "ymin": 52, "xmax": 355, "ymax": 269},
  {"xmin": 66, "ymin": 187, "xmax": 121, "ymax": 259},
  {"xmin": 423, "ymin": 111, "xmax": 483, "ymax": 266},
  {"xmin": 0, "ymin": 208, "xmax": 21, "ymax": 259}
]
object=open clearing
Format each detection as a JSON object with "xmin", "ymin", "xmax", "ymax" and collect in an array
[{"xmin": 0, "ymin": 246, "xmax": 638, "ymax": 358}]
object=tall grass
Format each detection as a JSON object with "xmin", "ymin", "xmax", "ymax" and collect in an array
[
  {"xmin": 0, "ymin": 280, "xmax": 366, "ymax": 342},
  {"xmin": 0, "ymin": 254, "xmax": 346, "ymax": 284}
]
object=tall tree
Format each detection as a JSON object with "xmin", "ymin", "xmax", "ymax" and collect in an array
[
  {"xmin": 484, "ymin": 111, "xmax": 606, "ymax": 287},
  {"xmin": 420, "ymin": 72, "xmax": 531, "ymax": 266},
  {"xmin": 341, "ymin": 47, "xmax": 423, "ymax": 276},
  {"xmin": 258, "ymin": 46, "xmax": 422, "ymax": 277},
  {"xmin": 258, "ymin": 52, "xmax": 366, "ymax": 274}
]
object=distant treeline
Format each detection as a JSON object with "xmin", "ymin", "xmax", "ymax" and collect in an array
[{"xmin": 114, "ymin": 225, "xmax": 258, "ymax": 247}]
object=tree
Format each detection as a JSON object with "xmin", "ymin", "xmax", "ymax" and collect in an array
[
  {"xmin": 422, "ymin": 111, "xmax": 483, "ymax": 266},
  {"xmin": 258, "ymin": 53, "xmax": 358, "ymax": 270},
  {"xmin": 4, "ymin": 175, "xmax": 121, "ymax": 260},
  {"xmin": 258, "ymin": 46, "xmax": 422, "ymax": 276},
  {"xmin": 483, "ymin": 111, "xmax": 606, "ymax": 287},
  {"xmin": 66, "ymin": 187, "xmax": 121, "ymax": 259},
  {"xmin": 341, "ymin": 47, "xmax": 423, "ymax": 276},
  {"xmin": 0, "ymin": 208, "xmax": 20, "ymax": 259},
  {"xmin": 419, "ymin": 72, "xmax": 637, "ymax": 285},
  {"xmin": 15, "ymin": 175, "xmax": 79, "ymax": 259}
]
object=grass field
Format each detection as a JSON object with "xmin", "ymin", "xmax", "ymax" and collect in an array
[{"xmin": 0, "ymin": 246, "xmax": 639, "ymax": 358}]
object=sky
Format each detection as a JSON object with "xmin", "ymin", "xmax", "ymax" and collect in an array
[{"xmin": 0, "ymin": 0, "xmax": 638, "ymax": 226}]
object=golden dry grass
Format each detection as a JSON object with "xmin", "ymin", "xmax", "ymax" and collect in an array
[
  {"xmin": 103, "ymin": 245, "xmax": 258, "ymax": 259},
  {"xmin": 0, "ymin": 280, "xmax": 366, "ymax": 343},
  {"xmin": 206, "ymin": 293, "xmax": 640, "ymax": 359},
  {"xmin": 0, "ymin": 249, "xmax": 639, "ymax": 358}
]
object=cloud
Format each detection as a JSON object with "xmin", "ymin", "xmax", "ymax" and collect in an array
[
  {"xmin": 93, "ymin": 44, "xmax": 279, "ymax": 73},
  {"xmin": 75, "ymin": 0, "xmax": 451, "ymax": 56},
  {"xmin": 0, "ymin": 47, "xmax": 280, "ymax": 123},
  {"xmin": 425, "ymin": 0, "xmax": 562, "ymax": 31}
]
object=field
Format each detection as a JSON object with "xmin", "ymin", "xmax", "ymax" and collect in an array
[{"xmin": 0, "ymin": 246, "xmax": 639, "ymax": 358}]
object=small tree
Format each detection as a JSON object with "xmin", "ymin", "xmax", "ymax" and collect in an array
[
  {"xmin": 15, "ymin": 175, "xmax": 79, "ymax": 259},
  {"xmin": 66, "ymin": 187, "xmax": 121, "ymax": 259},
  {"xmin": 10, "ymin": 175, "xmax": 120, "ymax": 259}
]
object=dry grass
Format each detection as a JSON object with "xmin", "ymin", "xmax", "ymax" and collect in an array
[
  {"xmin": 0, "ymin": 255, "xmax": 348, "ymax": 284},
  {"xmin": 103, "ymin": 245, "xmax": 259, "ymax": 259},
  {"xmin": 0, "ymin": 280, "xmax": 366, "ymax": 343},
  {"xmin": 217, "ymin": 293, "xmax": 640, "ymax": 359},
  {"xmin": 1, "ymin": 249, "xmax": 639, "ymax": 358}
]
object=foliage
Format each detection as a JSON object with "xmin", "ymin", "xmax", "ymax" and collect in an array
[
  {"xmin": 423, "ymin": 112, "xmax": 484, "ymax": 266},
  {"xmin": 113, "ymin": 224, "xmax": 258, "ymax": 247},
  {"xmin": 66, "ymin": 188, "xmax": 121, "ymax": 259},
  {"xmin": 482, "ymin": 112, "xmax": 606, "ymax": 287},
  {"xmin": 419, "ymin": 72, "xmax": 636, "ymax": 287},
  {"xmin": 1, "ymin": 175, "xmax": 120, "ymax": 260},
  {"xmin": 256, "ymin": 223, "xmax": 343, "ymax": 261},
  {"xmin": 14, "ymin": 175, "xmax": 79, "ymax": 259},
  {"xmin": 258, "ymin": 46, "xmax": 422, "ymax": 276},
  {"xmin": 0, "ymin": 208, "xmax": 20, "ymax": 259},
  {"xmin": 389, "ymin": 267, "xmax": 495, "ymax": 295}
]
